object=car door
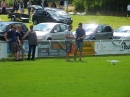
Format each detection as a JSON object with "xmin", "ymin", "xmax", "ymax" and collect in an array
[
  {"xmin": 44, "ymin": 11, "xmax": 51, "ymax": 22},
  {"xmin": 104, "ymin": 26, "xmax": 113, "ymax": 39},
  {"xmin": 94, "ymin": 25, "xmax": 104, "ymax": 40},
  {"xmin": 51, "ymin": 24, "xmax": 66, "ymax": 40},
  {"xmin": 37, "ymin": 10, "xmax": 45, "ymax": 23}
]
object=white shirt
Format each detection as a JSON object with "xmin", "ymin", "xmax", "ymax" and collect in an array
[
  {"xmin": 64, "ymin": 30, "xmax": 74, "ymax": 42},
  {"xmin": 127, "ymin": 5, "xmax": 130, "ymax": 11}
]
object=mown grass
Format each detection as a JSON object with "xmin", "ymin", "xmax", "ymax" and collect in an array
[
  {"xmin": 0, "ymin": 14, "xmax": 130, "ymax": 97},
  {"xmin": 0, "ymin": 56, "xmax": 130, "ymax": 97}
]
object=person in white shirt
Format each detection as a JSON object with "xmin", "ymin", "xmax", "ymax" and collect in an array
[
  {"xmin": 127, "ymin": 3, "xmax": 130, "ymax": 17},
  {"xmin": 64, "ymin": 25, "xmax": 74, "ymax": 62},
  {"xmin": 27, "ymin": 0, "xmax": 32, "ymax": 15}
]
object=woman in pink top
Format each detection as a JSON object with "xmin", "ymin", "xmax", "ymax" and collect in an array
[{"xmin": 1, "ymin": 0, "xmax": 6, "ymax": 14}]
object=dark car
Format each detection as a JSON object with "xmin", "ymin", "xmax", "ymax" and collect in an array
[
  {"xmin": 73, "ymin": 24, "xmax": 114, "ymax": 40},
  {"xmin": 31, "ymin": 5, "xmax": 43, "ymax": 13},
  {"xmin": 0, "ymin": 21, "xmax": 28, "ymax": 40},
  {"xmin": 32, "ymin": 9, "xmax": 73, "ymax": 25}
]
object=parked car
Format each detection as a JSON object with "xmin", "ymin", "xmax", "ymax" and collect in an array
[
  {"xmin": 31, "ymin": 5, "xmax": 42, "ymax": 13},
  {"xmin": 8, "ymin": 13, "xmax": 30, "ymax": 22},
  {"xmin": 33, "ymin": 22, "xmax": 68, "ymax": 40},
  {"xmin": 0, "ymin": 21, "xmax": 28, "ymax": 40},
  {"xmin": 73, "ymin": 24, "xmax": 114, "ymax": 40},
  {"xmin": 32, "ymin": 9, "xmax": 72, "ymax": 25},
  {"xmin": 113, "ymin": 26, "xmax": 130, "ymax": 40}
]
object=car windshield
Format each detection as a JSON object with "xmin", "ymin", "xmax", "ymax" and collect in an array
[
  {"xmin": 0, "ymin": 25, "xmax": 7, "ymax": 32},
  {"xmin": 48, "ymin": 11, "xmax": 61, "ymax": 17},
  {"xmin": 83, "ymin": 24, "xmax": 97, "ymax": 33},
  {"xmin": 115, "ymin": 26, "xmax": 130, "ymax": 33},
  {"xmin": 57, "ymin": 11, "xmax": 68, "ymax": 16},
  {"xmin": 33, "ymin": 24, "xmax": 53, "ymax": 32}
]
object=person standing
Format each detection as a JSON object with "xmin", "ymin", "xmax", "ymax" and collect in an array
[
  {"xmin": 51, "ymin": 2, "xmax": 56, "ymax": 8},
  {"xmin": 16, "ymin": 26, "xmax": 25, "ymax": 60},
  {"xmin": 19, "ymin": 0, "xmax": 24, "ymax": 14},
  {"xmin": 64, "ymin": 25, "xmax": 74, "ymax": 61},
  {"xmin": 13, "ymin": 0, "xmax": 19, "ymax": 13},
  {"xmin": 4, "ymin": 25, "xmax": 20, "ymax": 61},
  {"xmin": 1, "ymin": 0, "xmax": 6, "ymax": 14},
  {"xmin": 27, "ymin": 0, "xmax": 32, "ymax": 15},
  {"xmin": 127, "ymin": 3, "xmax": 130, "ymax": 17},
  {"xmin": 22, "ymin": 25, "xmax": 38, "ymax": 60},
  {"xmin": 74, "ymin": 23, "xmax": 85, "ymax": 61}
]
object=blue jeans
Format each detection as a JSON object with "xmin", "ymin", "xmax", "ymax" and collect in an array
[
  {"xmin": 28, "ymin": 8, "xmax": 31, "ymax": 15},
  {"xmin": 28, "ymin": 45, "xmax": 36, "ymax": 60}
]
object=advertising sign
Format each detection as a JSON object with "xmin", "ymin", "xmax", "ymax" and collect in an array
[
  {"xmin": 70, "ymin": 41, "xmax": 95, "ymax": 56},
  {"xmin": 37, "ymin": 41, "xmax": 66, "ymax": 57},
  {"xmin": 94, "ymin": 40, "xmax": 130, "ymax": 55},
  {"xmin": 0, "ymin": 42, "xmax": 7, "ymax": 58}
]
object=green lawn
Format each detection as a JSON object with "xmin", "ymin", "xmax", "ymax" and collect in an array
[
  {"xmin": 0, "ymin": 56, "xmax": 130, "ymax": 97},
  {"xmin": 0, "ymin": 14, "xmax": 130, "ymax": 97}
]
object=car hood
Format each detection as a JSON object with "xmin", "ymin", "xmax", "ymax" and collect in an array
[{"xmin": 114, "ymin": 32, "xmax": 130, "ymax": 37}]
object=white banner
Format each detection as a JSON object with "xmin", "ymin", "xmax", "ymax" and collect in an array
[
  {"xmin": 94, "ymin": 40, "xmax": 130, "ymax": 55},
  {"xmin": 0, "ymin": 42, "xmax": 7, "ymax": 58}
]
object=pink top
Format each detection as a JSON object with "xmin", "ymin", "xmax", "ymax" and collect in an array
[{"xmin": 1, "ymin": 1, "xmax": 6, "ymax": 8}]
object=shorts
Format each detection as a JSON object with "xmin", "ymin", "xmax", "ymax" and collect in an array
[
  {"xmin": 65, "ymin": 41, "xmax": 72, "ymax": 53},
  {"xmin": 13, "ymin": 6, "xmax": 19, "ymax": 11},
  {"xmin": 127, "ymin": 11, "xmax": 130, "ymax": 15},
  {"xmin": 75, "ymin": 41, "xmax": 83, "ymax": 52},
  {"xmin": 9, "ymin": 42, "xmax": 20, "ymax": 53}
]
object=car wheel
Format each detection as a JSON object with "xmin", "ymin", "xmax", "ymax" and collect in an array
[
  {"xmin": 33, "ymin": 20, "xmax": 38, "ymax": 25},
  {"xmin": 47, "ymin": 38, "xmax": 52, "ymax": 40},
  {"xmin": 11, "ymin": 17, "xmax": 15, "ymax": 21}
]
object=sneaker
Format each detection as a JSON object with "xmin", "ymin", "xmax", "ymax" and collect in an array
[{"xmin": 66, "ymin": 59, "xmax": 71, "ymax": 62}]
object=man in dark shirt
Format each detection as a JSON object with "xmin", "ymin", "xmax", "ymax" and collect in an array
[
  {"xmin": 74, "ymin": 23, "xmax": 85, "ymax": 61},
  {"xmin": 4, "ymin": 25, "xmax": 20, "ymax": 61},
  {"xmin": 16, "ymin": 26, "xmax": 25, "ymax": 60}
]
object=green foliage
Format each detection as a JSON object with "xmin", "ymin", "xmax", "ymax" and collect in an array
[{"xmin": 73, "ymin": 0, "xmax": 85, "ymax": 12}]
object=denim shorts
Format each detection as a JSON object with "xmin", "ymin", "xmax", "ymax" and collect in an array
[{"xmin": 75, "ymin": 41, "xmax": 83, "ymax": 52}]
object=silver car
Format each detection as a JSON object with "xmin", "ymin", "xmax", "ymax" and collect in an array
[
  {"xmin": 113, "ymin": 26, "xmax": 130, "ymax": 40},
  {"xmin": 73, "ymin": 24, "xmax": 114, "ymax": 40},
  {"xmin": 33, "ymin": 23, "xmax": 68, "ymax": 40}
]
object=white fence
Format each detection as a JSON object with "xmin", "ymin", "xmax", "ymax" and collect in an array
[{"xmin": 0, "ymin": 40, "xmax": 130, "ymax": 59}]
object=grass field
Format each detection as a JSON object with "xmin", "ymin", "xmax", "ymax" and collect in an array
[
  {"xmin": 0, "ymin": 14, "xmax": 130, "ymax": 97},
  {"xmin": 0, "ymin": 56, "xmax": 130, "ymax": 97}
]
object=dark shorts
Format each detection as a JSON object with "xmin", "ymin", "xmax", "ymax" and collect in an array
[
  {"xmin": 13, "ymin": 6, "xmax": 19, "ymax": 11},
  {"xmin": 127, "ymin": 11, "xmax": 130, "ymax": 15},
  {"xmin": 65, "ymin": 41, "xmax": 72, "ymax": 53},
  {"xmin": 9, "ymin": 42, "xmax": 20, "ymax": 53},
  {"xmin": 75, "ymin": 41, "xmax": 83, "ymax": 52}
]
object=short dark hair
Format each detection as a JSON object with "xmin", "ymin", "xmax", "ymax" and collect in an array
[
  {"xmin": 11, "ymin": 25, "xmax": 15, "ymax": 29},
  {"xmin": 68, "ymin": 25, "xmax": 72, "ymax": 28},
  {"xmin": 30, "ymin": 25, "xmax": 33, "ymax": 29},
  {"xmin": 78, "ymin": 23, "xmax": 82, "ymax": 26}
]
